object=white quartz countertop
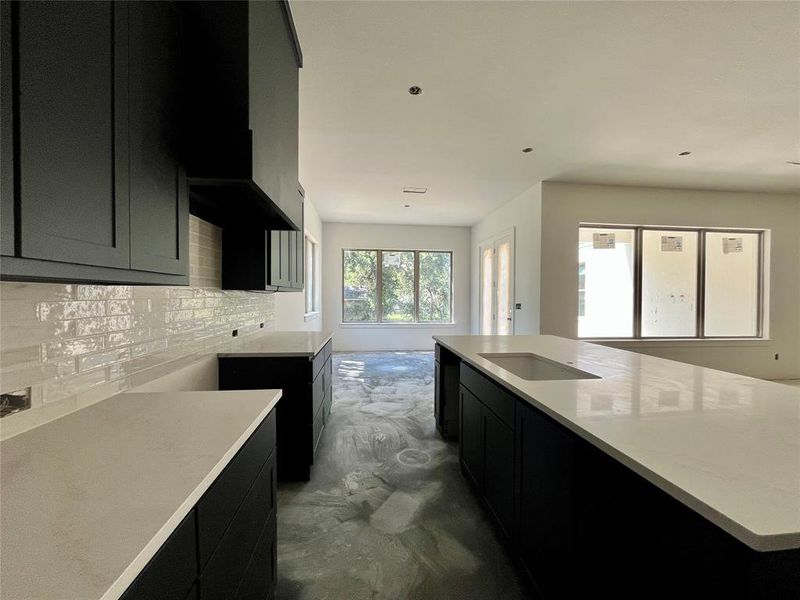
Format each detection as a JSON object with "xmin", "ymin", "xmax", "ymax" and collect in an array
[
  {"xmin": 217, "ymin": 330, "xmax": 333, "ymax": 358},
  {"xmin": 0, "ymin": 388, "xmax": 281, "ymax": 600},
  {"xmin": 434, "ymin": 335, "xmax": 800, "ymax": 552}
]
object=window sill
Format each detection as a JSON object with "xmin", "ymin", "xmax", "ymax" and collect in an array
[
  {"xmin": 304, "ymin": 311, "xmax": 320, "ymax": 322},
  {"xmin": 339, "ymin": 322, "xmax": 458, "ymax": 329},
  {"xmin": 585, "ymin": 337, "xmax": 772, "ymax": 348}
]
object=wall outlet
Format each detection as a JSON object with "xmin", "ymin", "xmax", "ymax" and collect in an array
[
  {"xmin": 775, "ymin": 353, "xmax": 779, "ymax": 360},
  {"xmin": 1, "ymin": 388, "xmax": 31, "ymax": 418}
]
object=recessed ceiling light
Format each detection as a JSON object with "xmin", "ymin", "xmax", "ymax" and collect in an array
[
  {"xmin": 678, "ymin": 151, "xmax": 692, "ymax": 156},
  {"xmin": 522, "ymin": 147, "xmax": 533, "ymax": 153},
  {"xmin": 408, "ymin": 86, "xmax": 423, "ymax": 96},
  {"xmin": 786, "ymin": 160, "xmax": 800, "ymax": 165},
  {"xmin": 403, "ymin": 187, "xmax": 427, "ymax": 194}
]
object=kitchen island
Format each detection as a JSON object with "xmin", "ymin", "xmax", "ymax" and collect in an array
[{"xmin": 434, "ymin": 334, "xmax": 800, "ymax": 599}]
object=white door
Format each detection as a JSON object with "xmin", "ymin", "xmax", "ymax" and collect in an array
[{"xmin": 479, "ymin": 230, "xmax": 515, "ymax": 335}]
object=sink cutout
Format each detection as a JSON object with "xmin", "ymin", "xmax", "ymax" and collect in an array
[{"xmin": 478, "ymin": 353, "xmax": 601, "ymax": 381}]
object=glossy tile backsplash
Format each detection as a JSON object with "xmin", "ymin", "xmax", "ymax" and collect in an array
[{"xmin": 0, "ymin": 217, "xmax": 275, "ymax": 415}]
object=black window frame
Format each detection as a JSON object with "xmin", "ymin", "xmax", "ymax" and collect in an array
[
  {"xmin": 578, "ymin": 224, "xmax": 765, "ymax": 340},
  {"xmin": 341, "ymin": 248, "xmax": 454, "ymax": 324}
]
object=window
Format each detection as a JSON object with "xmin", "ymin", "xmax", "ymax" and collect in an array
[
  {"xmin": 342, "ymin": 249, "xmax": 453, "ymax": 324},
  {"xmin": 578, "ymin": 225, "xmax": 763, "ymax": 339},
  {"xmin": 578, "ymin": 227, "xmax": 635, "ymax": 338},
  {"xmin": 304, "ymin": 236, "xmax": 319, "ymax": 315},
  {"xmin": 641, "ymin": 230, "xmax": 698, "ymax": 337},
  {"xmin": 704, "ymin": 232, "xmax": 761, "ymax": 337}
]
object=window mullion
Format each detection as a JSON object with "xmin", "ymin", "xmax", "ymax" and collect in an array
[
  {"xmin": 633, "ymin": 227, "xmax": 643, "ymax": 339},
  {"xmin": 697, "ymin": 231, "xmax": 706, "ymax": 338},
  {"xmin": 376, "ymin": 250, "xmax": 383, "ymax": 323},
  {"xmin": 414, "ymin": 251, "xmax": 420, "ymax": 323},
  {"xmin": 757, "ymin": 231, "xmax": 765, "ymax": 338}
]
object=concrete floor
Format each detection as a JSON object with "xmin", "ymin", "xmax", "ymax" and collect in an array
[{"xmin": 276, "ymin": 352, "xmax": 532, "ymax": 600}]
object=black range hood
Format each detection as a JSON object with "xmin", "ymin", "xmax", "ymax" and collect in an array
[
  {"xmin": 181, "ymin": 1, "xmax": 302, "ymax": 231},
  {"xmin": 187, "ymin": 130, "xmax": 298, "ymax": 232}
]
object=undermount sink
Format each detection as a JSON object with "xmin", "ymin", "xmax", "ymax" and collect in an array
[{"xmin": 478, "ymin": 353, "xmax": 601, "ymax": 381}]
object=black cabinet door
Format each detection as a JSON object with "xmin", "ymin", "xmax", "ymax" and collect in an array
[
  {"xmin": 294, "ymin": 229, "xmax": 305, "ymax": 289},
  {"xmin": 16, "ymin": 1, "xmax": 130, "ymax": 268},
  {"xmin": 459, "ymin": 386, "xmax": 484, "ymax": 490},
  {"xmin": 515, "ymin": 402, "xmax": 577, "ymax": 598},
  {"xmin": 120, "ymin": 510, "xmax": 197, "ymax": 600},
  {"xmin": 288, "ymin": 230, "xmax": 298, "ymax": 288},
  {"xmin": 268, "ymin": 230, "xmax": 291, "ymax": 288},
  {"xmin": 434, "ymin": 360, "xmax": 442, "ymax": 428},
  {"xmin": 128, "ymin": 0, "xmax": 189, "ymax": 276},
  {"xmin": 483, "ymin": 409, "xmax": 515, "ymax": 538},
  {"xmin": 0, "ymin": 1, "xmax": 14, "ymax": 257},
  {"xmin": 249, "ymin": 0, "xmax": 300, "ymax": 229},
  {"xmin": 294, "ymin": 196, "xmax": 305, "ymax": 289}
]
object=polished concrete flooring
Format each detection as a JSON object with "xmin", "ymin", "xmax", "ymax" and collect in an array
[{"xmin": 276, "ymin": 352, "xmax": 532, "ymax": 600}]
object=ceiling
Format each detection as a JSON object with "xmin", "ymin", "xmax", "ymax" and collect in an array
[{"xmin": 291, "ymin": 1, "xmax": 800, "ymax": 226}]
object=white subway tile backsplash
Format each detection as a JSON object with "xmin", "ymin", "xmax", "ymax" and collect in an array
[
  {"xmin": 76, "ymin": 315, "xmax": 133, "ymax": 337},
  {"xmin": 42, "ymin": 336, "xmax": 106, "ymax": 361},
  {"xmin": 76, "ymin": 285, "xmax": 133, "ymax": 301},
  {"xmin": 0, "ymin": 216, "xmax": 276, "ymax": 412},
  {"xmin": 37, "ymin": 301, "xmax": 106, "ymax": 321},
  {"xmin": 77, "ymin": 347, "xmax": 131, "ymax": 372}
]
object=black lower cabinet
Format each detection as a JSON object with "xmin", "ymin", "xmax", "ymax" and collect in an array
[
  {"xmin": 122, "ymin": 408, "xmax": 278, "ymax": 600},
  {"xmin": 458, "ymin": 371, "xmax": 515, "ymax": 541},
  {"xmin": 219, "ymin": 340, "xmax": 333, "ymax": 481},
  {"xmin": 119, "ymin": 511, "xmax": 197, "ymax": 600},
  {"xmin": 458, "ymin": 364, "xmax": 800, "ymax": 600},
  {"xmin": 236, "ymin": 515, "xmax": 278, "ymax": 600},
  {"xmin": 200, "ymin": 452, "xmax": 276, "ymax": 600},
  {"xmin": 458, "ymin": 386, "xmax": 483, "ymax": 489},
  {"xmin": 434, "ymin": 344, "xmax": 460, "ymax": 439},
  {"xmin": 515, "ymin": 402, "xmax": 577, "ymax": 599},
  {"xmin": 482, "ymin": 409, "xmax": 514, "ymax": 537}
]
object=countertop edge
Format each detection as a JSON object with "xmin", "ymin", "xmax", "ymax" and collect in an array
[
  {"xmin": 217, "ymin": 331, "xmax": 333, "ymax": 358},
  {"xmin": 99, "ymin": 390, "xmax": 282, "ymax": 600},
  {"xmin": 433, "ymin": 337, "xmax": 800, "ymax": 553}
]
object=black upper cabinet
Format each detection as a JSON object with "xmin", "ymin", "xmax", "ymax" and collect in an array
[
  {"xmin": 224, "ymin": 186, "xmax": 304, "ymax": 292},
  {"xmin": 15, "ymin": 1, "xmax": 130, "ymax": 269},
  {"xmin": 0, "ymin": 1, "xmax": 189, "ymax": 285},
  {"xmin": 249, "ymin": 0, "xmax": 301, "ymax": 229},
  {"xmin": 182, "ymin": 0, "xmax": 303, "ymax": 232},
  {"xmin": 1, "ymin": 1, "xmax": 15, "ymax": 257},
  {"xmin": 128, "ymin": 1, "xmax": 189, "ymax": 276}
]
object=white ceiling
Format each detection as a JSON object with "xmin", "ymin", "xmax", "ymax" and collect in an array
[{"xmin": 291, "ymin": 1, "xmax": 800, "ymax": 226}]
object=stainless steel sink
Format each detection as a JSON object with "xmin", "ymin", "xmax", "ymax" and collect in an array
[{"xmin": 478, "ymin": 353, "xmax": 601, "ymax": 381}]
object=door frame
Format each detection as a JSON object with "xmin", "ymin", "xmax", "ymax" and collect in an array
[{"xmin": 478, "ymin": 227, "xmax": 516, "ymax": 335}]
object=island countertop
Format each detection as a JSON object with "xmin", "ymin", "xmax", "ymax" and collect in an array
[
  {"xmin": 433, "ymin": 334, "xmax": 800, "ymax": 552},
  {"xmin": 0, "ymin": 388, "xmax": 281, "ymax": 600},
  {"xmin": 218, "ymin": 330, "xmax": 333, "ymax": 358}
]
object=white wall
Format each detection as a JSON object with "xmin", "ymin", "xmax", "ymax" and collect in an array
[
  {"xmin": 470, "ymin": 183, "xmax": 542, "ymax": 335},
  {"xmin": 540, "ymin": 182, "xmax": 800, "ymax": 379},
  {"xmin": 322, "ymin": 223, "xmax": 471, "ymax": 351},
  {"xmin": 274, "ymin": 199, "xmax": 323, "ymax": 332}
]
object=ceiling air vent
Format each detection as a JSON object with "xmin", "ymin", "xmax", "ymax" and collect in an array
[{"xmin": 403, "ymin": 187, "xmax": 427, "ymax": 194}]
